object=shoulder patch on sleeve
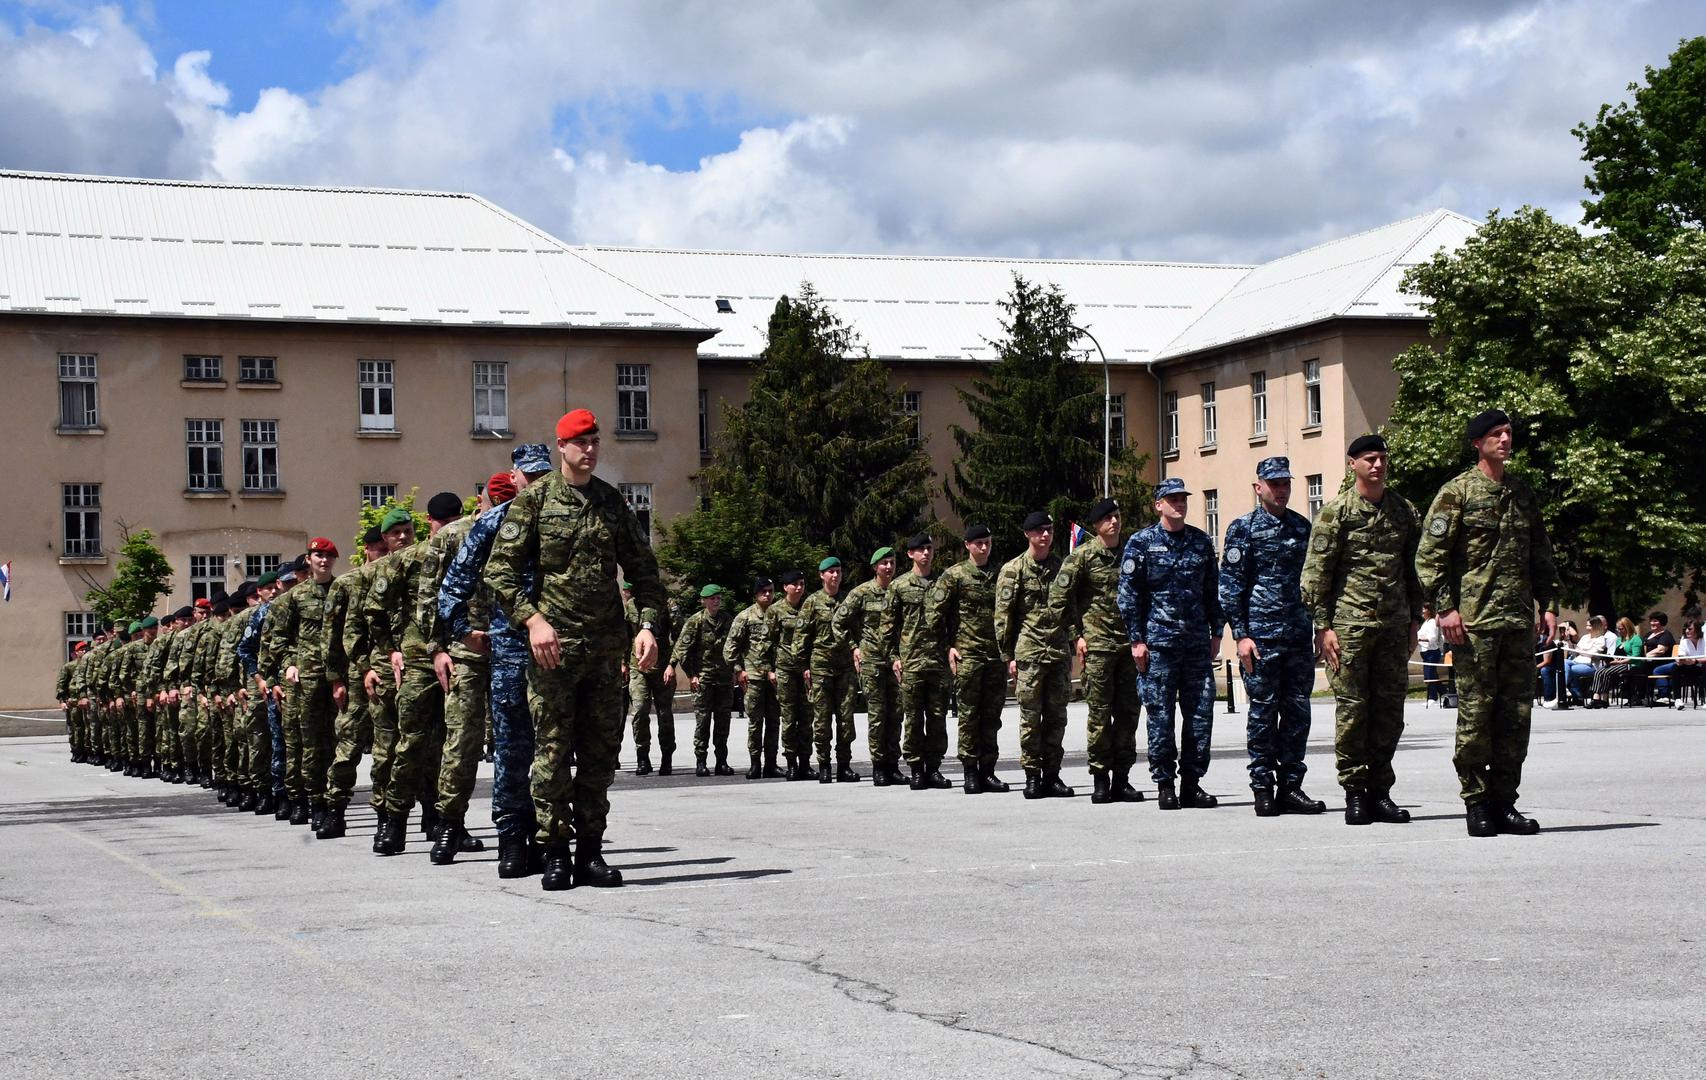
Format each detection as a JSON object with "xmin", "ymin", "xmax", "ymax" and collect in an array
[
  {"xmin": 1121, "ymin": 558, "xmax": 1137, "ymax": 575},
  {"xmin": 1428, "ymin": 515, "xmax": 1448, "ymax": 537},
  {"xmin": 999, "ymin": 585, "xmax": 1013, "ymax": 600},
  {"xmin": 374, "ymin": 573, "xmax": 389, "ymax": 591},
  {"xmin": 1224, "ymin": 546, "xmax": 1242, "ymax": 564},
  {"xmin": 499, "ymin": 521, "xmax": 521, "ymax": 541},
  {"xmin": 1311, "ymin": 534, "xmax": 1329, "ymax": 551}
]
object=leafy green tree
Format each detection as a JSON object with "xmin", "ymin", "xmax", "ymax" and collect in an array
[
  {"xmin": 947, "ymin": 274, "xmax": 1143, "ymax": 558},
  {"xmin": 655, "ymin": 477, "xmax": 824, "ymax": 614},
  {"xmin": 351, "ymin": 487, "xmax": 429, "ymax": 565},
  {"xmin": 82, "ymin": 525, "xmax": 173, "ymax": 625},
  {"xmin": 1386, "ymin": 207, "xmax": 1706, "ymax": 619},
  {"xmin": 1576, "ymin": 36, "xmax": 1706, "ymax": 254}
]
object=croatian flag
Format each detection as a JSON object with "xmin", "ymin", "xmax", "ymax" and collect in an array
[
  {"xmin": 1067, "ymin": 523, "xmax": 1089, "ymax": 552},
  {"xmin": 0, "ymin": 561, "xmax": 10, "ymax": 602}
]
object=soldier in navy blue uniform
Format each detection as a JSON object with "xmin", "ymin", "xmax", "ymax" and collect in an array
[
  {"xmin": 1117, "ymin": 477, "xmax": 1223, "ymax": 810},
  {"xmin": 1219, "ymin": 457, "xmax": 1326, "ymax": 816}
]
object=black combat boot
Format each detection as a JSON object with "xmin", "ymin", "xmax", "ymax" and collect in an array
[
  {"xmin": 818, "ymin": 759, "xmax": 833, "ymax": 784},
  {"xmin": 238, "ymin": 789, "xmax": 259, "ymax": 813},
  {"xmin": 837, "ymin": 760, "xmax": 861, "ymax": 783},
  {"xmin": 216, "ymin": 783, "xmax": 231, "ymax": 805},
  {"xmin": 1111, "ymin": 770, "xmax": 1144, "ymax": 802},
  {"xmin": 746, "ymin": 757, "xmax": 762, "ymax": 780},
  {"xmin": 1493, "ymin": 803, "xmax": 1540, "ymax": 835},
  {"xmin": 798, "ymin": 758, "xmax": 820, "ymax": 781},
  {"xmin": 783, "ymin": 755, "xmax": 798, "ymax": 781},
  {"xmin": 541, "ymin": 846, "xmax": 574, "ymax": 891},
  {"xmin": 316, "ymin": 804, "xmax": 347, "ymax": 840},
  {"xmin": 497, "ymin": 834, "xmax": 531, "ymax": 879},
  {"xmin": 1090, "ymin": 770, "xmax": 1112, "ymax": 804},
  {"xmin": 1253, "ymin": 784, "xmax": 1279, "ymax": 817},
  {"xmin": 310, "ymin": 802, "xmax": 325, "ymax": 834},
  {"xmin": 274, "ymin": 795, "xmax": 294, "ymax": 821},
  {"xmin": 981, "ymin": 763, "xmax": 1011, "ymax": 793},
  {"xmin": 1023, "ymin": 769, "xmax": 1044, "ymax": 800},
  {"xmin": 375, "ymin": 813, "xmax": 407, "ymax": 856},
  {"xmin": 430, "ymin": 821, "xmax": 466, "ymax": 865},
  {"xmin": 635, "ymin": 751, "xmax": 653, "ymax": 776},
  {"xmin": 459, "ymin": 831, "xmax": 484, "ymax": 852},
  {"xmin": 1179, "ymin": 777, "xmax": 1218, "ymax": 808},
  {"xmin": 872, "ymin": 763, "xmax": 891, "ymax": 787},
  {"xmin": 184, "ymin": 767, "xmax": 201, "ymax": 786},
  {"xmin": 1369, "ymin": 791, "xmax": 1410, "ymax": 824},
  {"xmin": 1465, "ymin": 801, "xmax": 1498, "ymax": 837},
  {"xmin": 926, "ymin": 763, "xmax": 952, "ymax": 789},
  {"xmin": 886, "ymin": 761, "xmax": 909, "ymax": 786},
  {"xmin": 371, "ymin": 810, "xmax": 390, "ymax": 853},
  {"xmin": 658, "ymin": 753, "xmax": 673, "ymax": 777},
  {"xmin": 1044, "ymin": 772, "xmax": 1076, "ymax": 798},
  {"xmin": 962, "ymin": 758, "xmax": 985, "ymax": 795},
  {"xmin": 714, "ymin": 752, "xmax": 734, "ymax": 776},
  {"xmin": 1276, "ymin": 784, "xmax": 1325, "ymax": 815},
  {"xmin": 574, "ymin": 837, "xmax": 623, "ymax": 888},
  {"xmin": 199, "ymin": 772, "xmax": 213, "ymax": 790},
  {"xmin": 1157, "ymin": 780, "xmax": 1181, "ymax": 810},
  {"xmin": 1344, "ymin": 790, "xmax": 1373, "ymax": 826},
  {"xmin": 695, "ymin": 754, "xmax": 711, "ymax": 778},
  {"xmin": 289, "ymin": 799, "xmax": 311, "ymax": 826},
  {"xmin": 420, "ymin": 806, "xmax": 442, "ymax": 840},
  {"xmin": 762, "ymin": 753, "xmax": 783, "ymax": 779},
  {"xmin": 909, "ymin": 764, "xmax": 928, "ymax": 790}
]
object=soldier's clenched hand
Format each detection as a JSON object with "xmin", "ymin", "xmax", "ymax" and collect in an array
[
  {"xmin": 633, "ymin": 628, "xmax": 658, "ymax": 672},
  {"xmin": 528, "ymin": 614, "xmax": 561, "ymax": 671},
  {"xmin": 1439, "ymin": 609, "xmax": 1466, "ymax": 647},
  {"xmin": 1237, "ymin": 637, "xmax": 1261, "ymax": 674}
]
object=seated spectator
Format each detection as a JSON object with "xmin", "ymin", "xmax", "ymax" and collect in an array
[
  {"xmin": 1642, "ymin": 612, "xmax": 1676, "ymax": 704},
  {"xmin": 1539, "ymin": 620, "xmax": 1576, "ymax": 703},
  {"xmin": 1569, "ymin": 615, "xmax": 1613, "ymax": 705},
  {"xmin": 1654, "ymin": 618, "xmax": 1703, "ymax": 709},
  {"xmin": 1419, "ymin": 603, "xmax": 1445, "ymax": 704},
  {"xmin": 1593, "ymin": 616, "xmax": 1643, "ymax": 706}
]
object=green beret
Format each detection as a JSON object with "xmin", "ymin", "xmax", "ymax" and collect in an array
[
  {"xmin": 620, "ymin": 580, "xmax": 632, "ymax": 590},
  {"xmin": 139, "ymin": 616, "xmax": 159, "ymax": 630},
  {"xmin": 380, "ymin": 507, "xmax": 413, "ymax": 532},
  {"xmin": 127, "ymin": 620, "xmax": 142, "ymax": 634},
  {"xmin": 869, "ymin": 546, "xmax": 894, "ymax": 566},
  {"xmin": 257, "ymin": 571, "xmax": 279, "ymax": 587},
  {"xmin": 699, "ymin": 584, "xmax": 723, "ymax": 598},
  {"xmin": 818, "ymin": 557, "xmax": 841, "ymax": 571}
]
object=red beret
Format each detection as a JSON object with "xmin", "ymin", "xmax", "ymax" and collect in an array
[
  {"xmin": 307, "ymin": 537, "xmax": 339, "ymax": 557},
  {"xmin": 486, "ymin": 471, "xmax": 518, "ymax": 504},
  {"xmin": 194, "ymin": 597, "xmax": 212, "ymax": 609},
  {"xmin": 556, "ymin": 408, "xmax": 598, "ymax": 441},
  {"xmin": 74, "ymin": 640, "xmax": 90, "ymax": 654}
]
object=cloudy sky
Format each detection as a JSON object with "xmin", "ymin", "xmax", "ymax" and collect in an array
[{"xmin": 0, "ymin": 0, "xmax": 1694, "ymax": 262}]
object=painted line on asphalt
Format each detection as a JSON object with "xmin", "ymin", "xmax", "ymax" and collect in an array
[{"xmin": 0, "ymin": 712, "xmax": 63, "ymax": 722}]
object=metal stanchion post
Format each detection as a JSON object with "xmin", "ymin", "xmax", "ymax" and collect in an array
[
  {"xmin": 1223, "ymin": 658, "xmax": 1238, "ymax": 714},
  {"xmin": 1554, "ymin": 648, "xmax": 1570, "ymax": 709}
]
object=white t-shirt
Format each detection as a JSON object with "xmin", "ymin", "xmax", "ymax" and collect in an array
[
  {"xmin": 1418, "ymin": 619, "xmax": 1441, "ymax": 652},
  {"xmin": 1679, "ymin": 636, "xmax": 1704, "ymax": 659},
  {"xmin": 1581, "ymin": 631, "xmax": 1617, "ymax": 657}
]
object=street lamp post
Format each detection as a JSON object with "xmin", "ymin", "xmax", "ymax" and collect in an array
[{"xmin": 1072, "ymin": 324, "xmax": 1112, "ymax": 498}]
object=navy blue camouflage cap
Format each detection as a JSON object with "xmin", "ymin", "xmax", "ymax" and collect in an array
[
  {"xmin": 1154, "ymin": 477, "xmax": 1191, "ymax": 499},
  {"xmin": 1256, "ymin": 456, "xmax": 1293, "ymax": 481},
  {"xmin": 510, "ymin": 442, "xmax": 553, "ymax": 475}
]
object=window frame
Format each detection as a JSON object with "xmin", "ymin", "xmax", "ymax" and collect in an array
[
  {"xmin": 1307, "ymin": 474, "xmax": 1325, "ymax": 520},
  {"xmin": 358, "ymin": 359, "xmax": 396, "ymax": 432},
  {"xmin": 244, "ymin": 554, "xmax": 281, "ymax": 582},
  {"xmin": 189, "ymin": 554, "xmax": 225, "ymax": 601},
  {"xmin": 1250, "ymin": 371, "xmax": 1268, "ymax": 438},
  {"xmin": 58, "ymin": 353, "xmax": 100, "ymax": 429},
  {"xmin": 1200, "ymin": 381, "xmax": 1218, "ymax": 447},
  {"xmin": 361, "ymin": 483, "xmax": 398, "ymax": 509},
  {"xmin": 1303, "ymin": 359, "xmax": 1322, "ymax": 428},
  {"xmin": 65, "ymin": 612, "xmax": 100, "ymax": 661},
  {"xmin": 897, "ymin": 390, "xmax": 922, "ymax": 448},
  {"xmin": 62, "ymin": 483, "xmax": 102, "ymax": 558},
  {"xmin": 1108, "ymin": 392, "xmax": 1126, "ymax": 452},
  {"xmin": 182, "ymin": 354, "xmax": 223, "ymax": 382},
  {"xmin": 185, "ymin": 418, "xmax": 225, "ymax": 492},
  {"xmin": 616, "ymin": 364, "xmax": 652, "ymax": 433},
  {"xmin": 1204, "ymin": 489, "xmax": 1220, "ymax": 552},
  {"xmin": 472, "ymin": 361, "xmax": 509, "ymax": 434},
  {"xmin": 241, "ymin": 419, "xmax": 281, "ymax": 492},
  {"xmin": 618, "ymin": 482, "xmax": 654, "ymax": 543},
  {"xmin": 238, "ymin": 355, "xmax": 278, "ymax": 383},
  {"xmin": 1164, "ymin": 391, "xmax": 1180, "ymax": 455}
]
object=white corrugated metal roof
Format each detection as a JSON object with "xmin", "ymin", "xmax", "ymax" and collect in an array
[
  {"xmin": 576, "ymin": 246, "xmax": 1253, "ymax": 363},
  {"xmin": 1154, "ymin": 209, "xmax": 1478, "ymax": 360},
  {"xmin": 0, "ymin": 170, "xmax": 708, "ymax": 332}
]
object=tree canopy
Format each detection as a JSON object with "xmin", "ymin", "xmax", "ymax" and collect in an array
[{"xmin": 83, "ymin": 526, "xmax": 173, "ymax": 625}]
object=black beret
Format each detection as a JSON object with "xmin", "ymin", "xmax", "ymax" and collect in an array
[
  {"xmin": 235, "ymin": 580, "xmax": 258, "ymax": 600},
  {"xmin": 210, "ymin": 588, "xmax": 228, "ymax": 602},
  {"xmin": 362, "ymin": 525, "xmax": 384, "ymax": 546},
  {"xmin": 1020, "ymin": 511, "xmax": 1053, "ymax": 532},
  {"xmin": 753, "ymin": 576, "xmax": 773, "ymax": 593},
  {"xmin": 905, "ymin": 532, "xmax": 933, "ymax": 551},
  {"xmin": 210, "ymin": 598, "xmax": 230, "ymax": 616},
  {"xmin": 426, "ymin": 491, "xmax": 464, "ymax": 522},
  {"xmin": 1465, "ymin": 409, "xmax": 1511, "ymax": 443},
  {"xmin": 290, "ymin": 555, "xmax": 309, "ymax": 573},
  {"xmin": 964, "ymin": 524, "xmax": 992, "ymax": 542},
  {"xmin": 1084, "ymin": 498, "xmax": 1118, "ymax": 525},
  {"xmin": 777, "ymin": 569, "xmax": 804, "ymax": 585},
  {"xmin": 1347, "ymin": 433, "xmax": 1387, "ymax": 458},
  {"xmin": 172, "ymin": 605, "xmax": 194, "ymax": 621}
]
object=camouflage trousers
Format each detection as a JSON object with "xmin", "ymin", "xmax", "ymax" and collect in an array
[
  {"xmin": 776, "ymin": 665, "xmax": 811, "ymax": 760},
  {"xmin": 900, "ymin": 665, "xmax": 949, "ymax": 769},
  {"xmin": 527, "ymin": 652, "xmax": 625, "ymax": 847},
  {"xmin": 628, "ymin": 667, "xmax": 675, "ymax": 754},
  {"xmin": 436, "ymin": 656, "xmax": 489, "ymax": 823},
  {"xmin": 235, "ymin": 691, "xmax": 269, "ymax": 794},
  {"xmin": 65, "ymin": 704, "xmax": 87, "ymax": 756},
  {"xmin": 861, "ymin": 660, "xmax": 901, "ymax": 767},
  {"xmin": 367, "ymin": 673, "xmax": 400, "ymax": 814},
  {"xmin": 156, "ymin": 701, "xmax": 181, "ymax": 768},
  {"xmin": 1326, "ymin": 623, "xmax": 1411, "ymax": 793},
  {"xmin": 691, "ymin": 677, "xmax": 733, "ymax": 758},
  {"xmin": 810, "ymin": 665, "xmax": 859, "ymax": 766},
  {"xmin": 326, "ymin": 677, "xmax": 372, "ymax": 810},
  {"xmin": 743, "ymin": 674, "xmax": 780, "ymax": 761},
  {"xmin": 266, "ymin": 692, "xmax": 286, "ymax": 797},
  {"xmin": 204, "ymin": 696, "xmax": 224, "ymax": 780},
  {"xmin": 1140, "ymin": 646, "xmax": 1216, "ymax": 783},
  {"xmin": 221, "ymin": 696, "xmax": 245, "ymax": 784},
  {"xmin": 387, "ymin": 660, "xmax": 447, "ymax": 817},
  {"xmin": 284, "ymin": 672, "xmax": 337, "ymax": 804},
  {"xmin": 1240, "ymin": 636, "xmax": 1315, "ymax": 789},
  {"xmin": 489, "ymin": 644, "xmax": 535, "ymax": 840},
  {"xmin": 953, "ymin": 656, "xmax": 1006, "ymax": 767},
  {"xmin": 1017, "ymin": 659, "xmax": 1070, "ymax": 773},
  {"xmin": 1083, "ymin": 649, "xmax": 1140, "ymax": 774},
  {"xmin": 178, "ymin": 691, "xmax": 201, "ymax": 774},
  {"xmin": 1451, "ymin": 626, "xmax": 1535, "ymax": 805}
]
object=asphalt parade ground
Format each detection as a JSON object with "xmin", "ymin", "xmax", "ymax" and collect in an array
[{"xmin": 1, "ymin": 700, "xmax": 1701, "ymax": 1080}]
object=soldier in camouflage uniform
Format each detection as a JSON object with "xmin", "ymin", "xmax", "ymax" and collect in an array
[
  {"xmin": 56, "ymin": 646, "xmax": 86, "ymax": 762},
  {"xmin": 484, "ymin": 408, "xmax": 667, "ymax": 890},
  {"xmin": 672, "ymin": 584, "xmax": 735, "ymax": 777},
  {"xmin": 801, "ymin": 557, "xmax": 859, "ymax": 783},
  {"xmin": 175, "ymin": 599, "xmax": 216, "ymax": 787},
  {"xmin": 998, "ymin": 512, "xmax": 1075, "ymax": 799},
  {"xmin": 1416, "ymin": 410, "xmax": 1557, "ymax": 837},
  {"xmin": 216, "ymin": 583, "xmax": 260, "ymax": 809},
  {"xmin": 772, "ymin": 570, "xmax": 818, "ymax": 780},
  {"xmin": 935, "ymin": 525, "xmax": 1011, "ymax": 795},
  {"xmin": 726, "ymin": 577, "xmax": 782, "ymax": 779},
  {"xmin": 1302, "ymin": 434, "xmax": 1424, "ymax": 826},
  {"xmin": 261, "ymin": 540, "xmax": 341, "ymax": 829},
  {"xmin": 1118, "ymin": 477, "xmax": 1224, "ymax": 810},
  {"xmin": 884, "ymin": 533, "xmax": 952, "ymax": 790},
  {"xmin": 1046, "ymin": 499, "xmax": 1142, "ymax": 804},
  {"xmin": 151, "ymin": 608, "xmax": 188, "ymax": 783},
  {"xmin": 833, "ymin": 547, "xmax": 902, "ymax": 785},
  {"xmin": 316, "ymin": 527, "xmax": 389, "ymax": 839},
  {"xmin": 1220, "ymin": 457, "xmax": 1325, "ymax": 817},
  {"xmin": 355, "ymin": 510, "xmax": 421, "ymax": 846},
  {"xmin": 240, "ymin": 572, "xmax": 288, "ymax": 815},
  {"xmin": 622, "ymin": 581, "xmax": 676, "ymax": 776}
]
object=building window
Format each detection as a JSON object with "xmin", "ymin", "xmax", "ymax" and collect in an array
[
  {"xmin": 1164, "ymin": 391, "xmax": 1180, "ymax": 454},
  {"xmin": 241, "ymin": 420, "xmax": 280, "ymax": 491},
  {"xmin": 65, "ymin": 612, "xmax": 99, "ymax": 660},
  {"xmin": 698, "ymin": 389, "xmax": 710, "ymax": 456},
  {"xmin": 62, "ymin": 483, "xmax": 102, "ymax": 557},
  {"xmin": 58, "ymin": 353, "xmax": 99, "ymax": 429},
  {"xmin": 185, "ymin": 419, "xmax": 225, "ymax": 491},
  {"xmin": 1204, "ymin": 489, "xmax": 1220, "ymax": 552},
  {"xmin": 1304, "ymin": 359, "xmax": 1322, "ymax": 428},
  {"xmin": 897, "ymin": 390, "xmax": 922, "ymax": 448},
  {"xmin": 183, "ymin": 354, "xmax": 223, "ymax": 382},
  {"xmin": 1307, "ymin": 474, "xmax": 1325, "ymax": 520},
  {"xmin": 1201, "ymin": 382, "xmax": 1217, "ymax": 446},
  {"xmin": 617, "ymin": 364, "xmax": 651, "ymax": 433},
  {"xmin": 189, "ymin": 554, "xmax": 225, "ymax": 601},
  {"xmin": 619, "ymin": 482, "xmax": 653, "ymax": 542},
  {"xmin": 1251, "ymin": 372, "xmax": 1268, "ymax": 438},
  {"xmin": 359, "ymin": 360, "xmax": 395, "ymax": 431},
  {"xmin": 361, "ymin": 484, "xmax": 397, "ymax": 509},
  {"xmin": 239, "ymin": 355, "xmax": 277, "ymax": 383},
  {"xmin": 1108, "ymin": 393, "xmax": 1126, "ymax": 452},
  {"xmin": 473, "ymin": 361, "xmax": 509, "ymax": 433},
  {"xmin": 244, "ymin": 554, "xmax": 281, "ymax": 582}
]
